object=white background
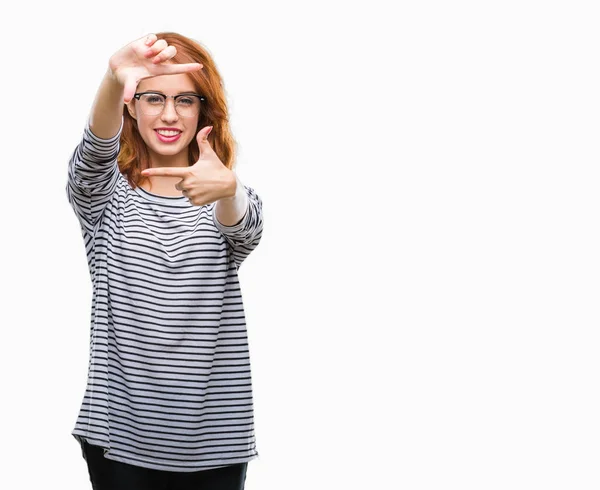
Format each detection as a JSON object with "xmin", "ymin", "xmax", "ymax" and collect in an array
[{"xmin": 0, "ymin": 1, "xmax": 598, "ymax": 489}]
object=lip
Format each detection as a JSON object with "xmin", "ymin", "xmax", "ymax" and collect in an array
[{"xmin": 154, "ymin": 129, "xmax": 182, "ymax": 143}]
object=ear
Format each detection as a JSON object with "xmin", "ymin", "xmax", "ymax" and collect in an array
[{"xmin": 126, "ymin": 101, "xmax": 137, "ymax": 120}]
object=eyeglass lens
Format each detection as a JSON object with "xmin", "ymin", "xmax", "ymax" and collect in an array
[{"xmin": 138, "ymin": 94, "xmax": 201, "ymax": 117}]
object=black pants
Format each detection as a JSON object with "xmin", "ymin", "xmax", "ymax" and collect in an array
[{"xmin": 82, "ymin": 440, "xmax": 248, "ymax": 490}]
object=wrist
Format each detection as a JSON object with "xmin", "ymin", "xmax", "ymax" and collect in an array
[
  {"xmin": 214, "ymin": 173, "xmax": 249, "ymax": 227},
  {"xmin": 105, "ymin": 63, "xmax": 125, "ymax": 90},
  {"xmin": 221, "ymin": 173, "xmax": 240, "ymax": 201}
]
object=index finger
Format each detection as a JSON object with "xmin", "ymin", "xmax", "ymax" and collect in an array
[
  {"xmin": 156, "ymin": 62, "xmax": 203, "ymax": 75},
  {"xmin": 142, "ymin": 167, "xmax": 189, "ymax": 177}
]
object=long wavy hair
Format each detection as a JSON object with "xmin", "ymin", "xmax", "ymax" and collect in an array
[{"xmin": 118, "ymin": 32, "xmax": 236, "ymax": 188}]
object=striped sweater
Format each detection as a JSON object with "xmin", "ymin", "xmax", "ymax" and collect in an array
[{"xmin": 66, "ymin": 118, "xmax": 263, "ymax": 472}]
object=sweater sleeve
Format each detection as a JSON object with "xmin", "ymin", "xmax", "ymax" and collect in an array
[
  {"xmin": 66, "ymin": 118, "xmax": 123, "ymax": 234},
  {"xmin": 213, "ymin": 184, "xmax": 264, "ymax": 270}
]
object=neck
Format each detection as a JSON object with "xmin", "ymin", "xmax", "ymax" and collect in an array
[
  {"xmin": 142, "ymin": 149, "xmax": 190, "ymax": 197},
  {"xmin": 148, "ymin": 149, "xmax": 190, "ymax": 169}
]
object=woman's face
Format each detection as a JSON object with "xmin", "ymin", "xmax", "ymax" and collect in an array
[{"xmin": 127, "ymin": 73, "xmax": 200, "ymax": 164}]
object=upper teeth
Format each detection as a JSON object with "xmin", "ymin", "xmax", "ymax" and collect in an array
[{"xmin": 157, "ymin": 130, "xmax": 180, "ymax": 136}]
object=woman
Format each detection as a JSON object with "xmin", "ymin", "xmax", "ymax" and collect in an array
[{"xmin": 66, "ymin": 32, "xmax": 264, "ymax": 490}]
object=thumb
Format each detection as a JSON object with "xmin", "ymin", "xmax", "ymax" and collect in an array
[
  {"xmin": 196, "ymin": 126, "xmax": 214, "ymax": 150},
  {"xmin": 123, "ymin": 78, "xmax": 138, "ymax": 104}
]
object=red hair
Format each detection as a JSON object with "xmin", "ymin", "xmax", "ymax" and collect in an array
[{"xmin": 118, "ymin": 32, "xmax": 236, "ymax": 188}]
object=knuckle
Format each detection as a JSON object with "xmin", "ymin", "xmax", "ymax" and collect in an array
[{"xmin": 155, "ymin": 39, "xmax": 167, "ymax": 49}]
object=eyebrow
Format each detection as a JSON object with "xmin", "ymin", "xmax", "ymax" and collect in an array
[{"xmin": 143, "ymin": 90, "xmax": 200, "ymax": 96}]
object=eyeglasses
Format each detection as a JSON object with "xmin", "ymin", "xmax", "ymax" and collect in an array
[{"xmin": 133, "ymin": 92, "xmax": 206, "ymax": 117}]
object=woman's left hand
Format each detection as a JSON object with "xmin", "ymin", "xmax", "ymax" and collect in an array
[{"xmin": 141, "ymin": 126, "xmax": 236, "ymax": 206}]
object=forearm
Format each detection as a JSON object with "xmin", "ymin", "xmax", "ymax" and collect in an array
[
  {"xmin": 88, "ymin": 68, "xmax": 126, "ymax": 139},
  {"xmin": 215, "ymin": 174, "xmax": 249, "ymax": 226}
]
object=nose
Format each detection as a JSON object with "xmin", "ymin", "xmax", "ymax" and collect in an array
[{"xmin": 160, "ymin": 98, "xmax": 179, "ymax": 123}]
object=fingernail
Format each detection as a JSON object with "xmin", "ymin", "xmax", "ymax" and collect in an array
[{"xmin": 206, "ymin": 126, "xmax": 213, "ymax": 136}]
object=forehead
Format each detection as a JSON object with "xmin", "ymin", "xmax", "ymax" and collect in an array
[{"xmin": 137, "ymin": 73, "xmax": 196, "ymax": 93}]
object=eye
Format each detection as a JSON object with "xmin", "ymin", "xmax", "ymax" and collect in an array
[
  {"xmin": 177, "ymin": 97, "xmax": 196, "ymax": 106},
  {"xmin": 145, "ymin": 95, "xmax": 164, "ymax": 104}
]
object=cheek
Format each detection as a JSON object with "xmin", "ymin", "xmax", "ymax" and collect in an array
[
  {"xmin": 137, "ymin": 116, "xmax": 156, "ymax": 143},
  {"xmin": 137, "ymin": 114, "xmax": 152, "ymax": 132},
  {"xmin": 186, "ymin": 128, "xmax": 198, "ymax": 143},
  {"xmin": 185, "ymin": 122, "xmax": 199, "ymax": 142}
]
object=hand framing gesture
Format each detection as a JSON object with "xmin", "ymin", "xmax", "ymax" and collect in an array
[
  {"xmin": 141, "ymin": 126, "xmax": 237, "ymax": 206},
  {"xmin": 109, "ymin": 33, "xmax": 203, "ymax": 103}
]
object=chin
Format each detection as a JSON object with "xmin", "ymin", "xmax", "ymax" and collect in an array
[{"xmin": 145, "ymin": 134, "xmax": 193, "ymax": 157}]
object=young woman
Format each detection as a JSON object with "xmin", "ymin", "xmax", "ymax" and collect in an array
[{"xmin": 66, "ymin": 32, "xmax": 264, "ymax": 490}]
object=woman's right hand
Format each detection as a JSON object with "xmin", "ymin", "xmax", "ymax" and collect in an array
[{"xmin": 108, "ymin": 33, "xmax": 203, "ymax": 104}]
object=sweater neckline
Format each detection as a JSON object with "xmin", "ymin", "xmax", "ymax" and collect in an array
[{"xmin": 132, "ymin": 184, "xmax": 191, "ymax": 207}]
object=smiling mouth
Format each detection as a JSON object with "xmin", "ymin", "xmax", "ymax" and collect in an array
[
  {"xmin": 154, "ymin": 130, "xmax": 182, "ymax": 143},
  {"xmin": 155, "ymin": 129, "xmax": 182, "ymax": 136}
]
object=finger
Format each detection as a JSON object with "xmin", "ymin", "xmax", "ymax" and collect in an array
[
  {"xmin": 174, "ymin": 179, "xmax": 187, "ymax": 191},
  {"xmin": 157, "ymin": 62, "xmax": 203, "ymax": 75},
  {"xmin": 144, "ymin": 39, "xmax": 168, "ymax": 59},
  {"xmin": 141, "ymin": 167, "xmax": 189, "ymax": 178},
  {"xmin": 142, "ymin": 33, "xmax": 157, "ymax": 46},
  {"xmin": 151, "ymin": 45, "xmax": 177, "ymax": 65},
  {"xmin": 188, "ymin": 195, "xmax": 204, "ymax": 206},
  {"xmin": 123, "ymin": 78, "xmax": 138, "ymax": 104},
  {"xmin": 196, "ymin": 126, "xmax": 214, "ymax": 156}
]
